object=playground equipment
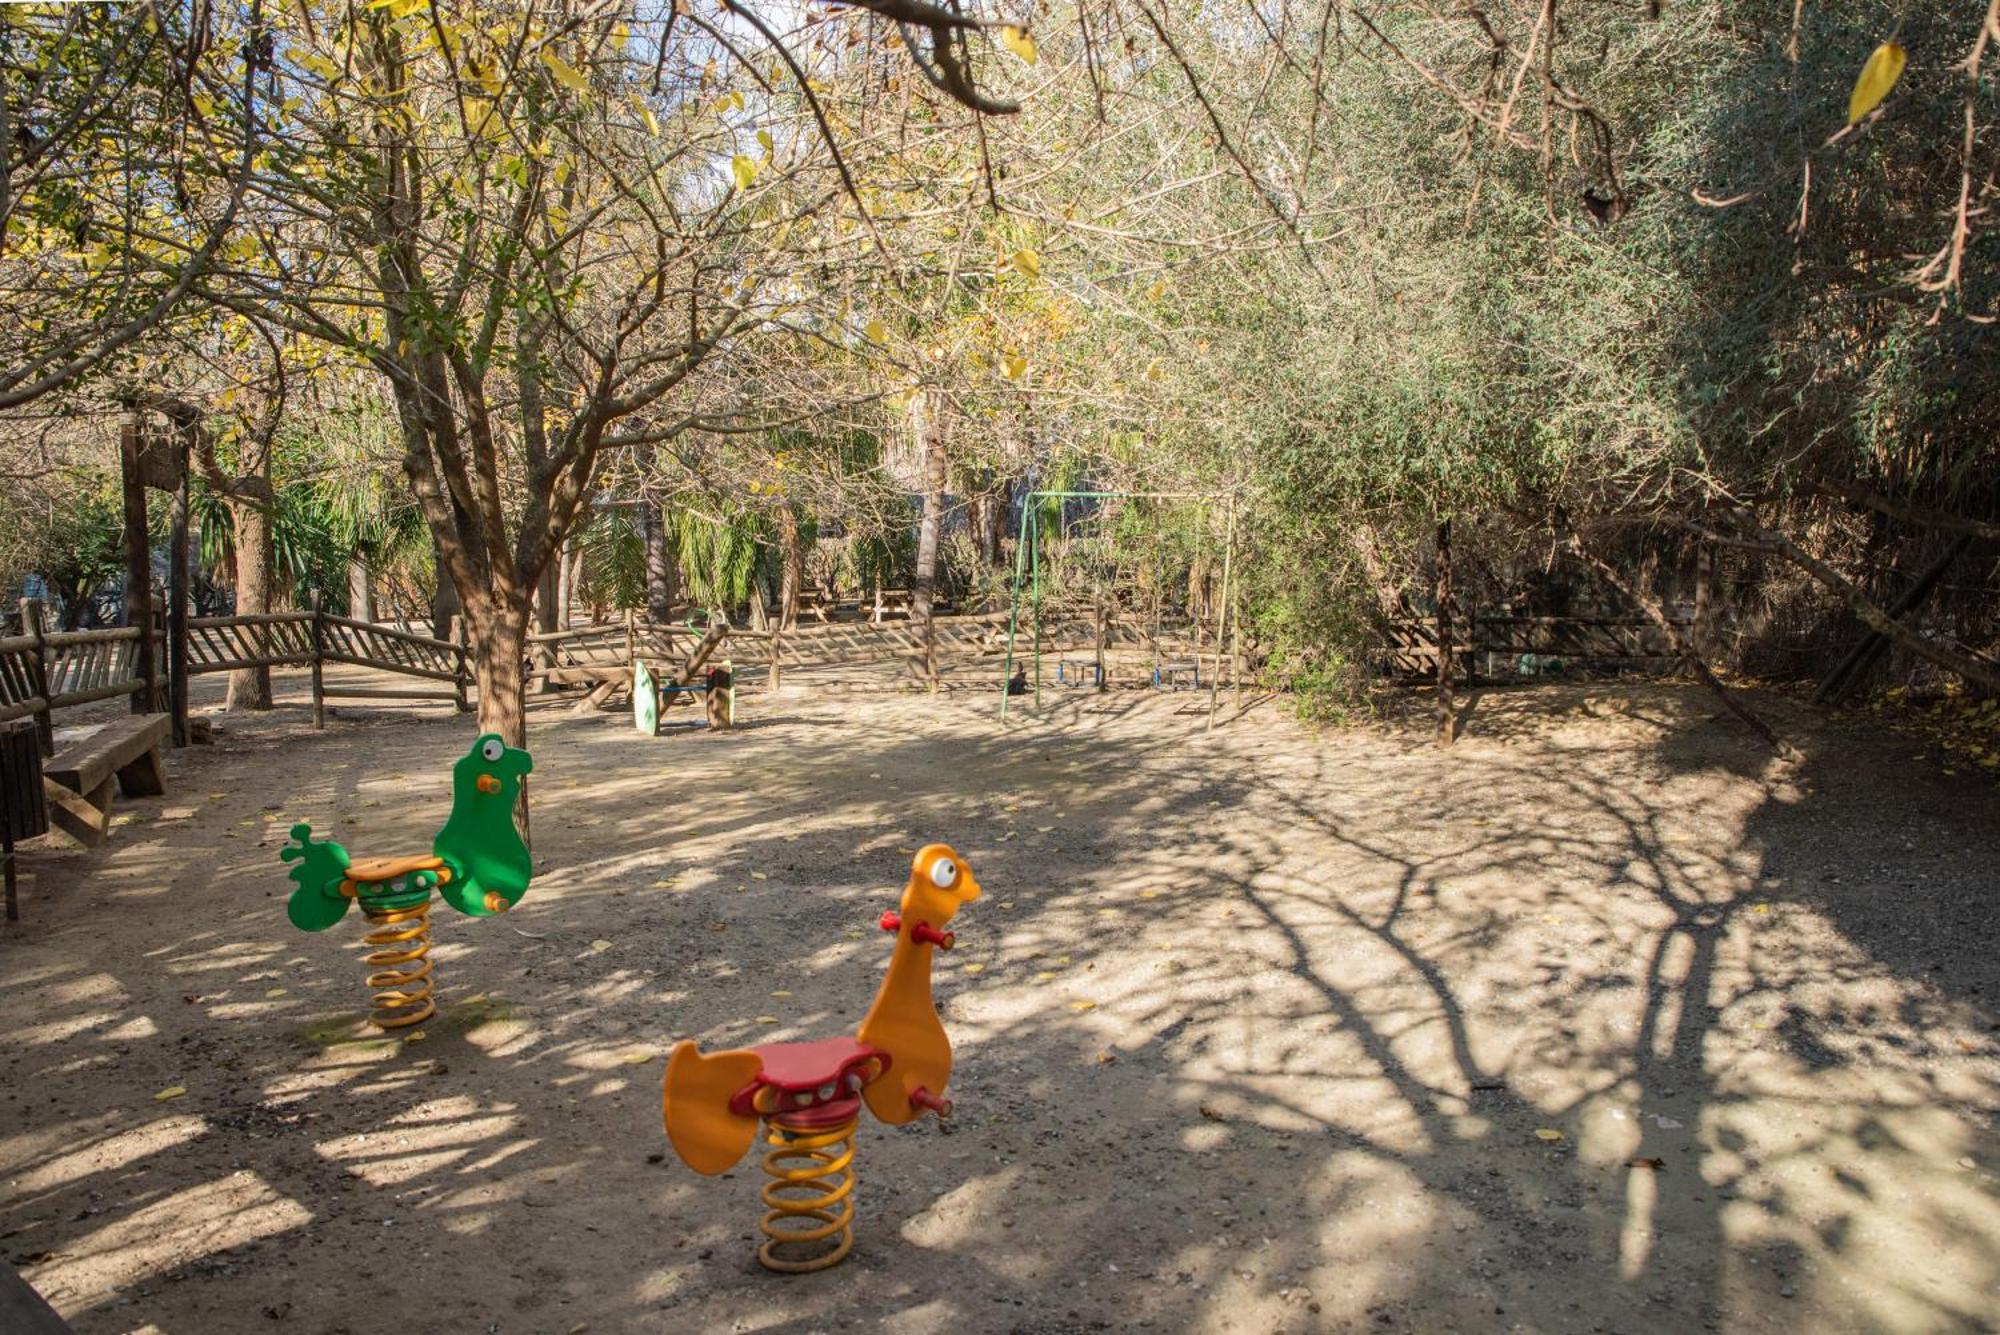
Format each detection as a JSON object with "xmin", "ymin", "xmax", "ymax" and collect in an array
[
  {"xmin": 634, "ymin": 623, "xmax": 733, "ymax": 736},
  {"xmin": 280, "ymin": 733, "xmax": 534, "ymax": 1029},
  {"xmin": 661, "ymin": 844, "xmax": 981, "ymax": 1273}
]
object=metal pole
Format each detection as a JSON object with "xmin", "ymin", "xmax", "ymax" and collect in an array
[
  {"xmin": 1031, "ymin": 500, "xmax": 1043, "ymax": 709},
  {"xmin": 1000, "ymin": 495, "xmax": 1031, "ymax": 720}
]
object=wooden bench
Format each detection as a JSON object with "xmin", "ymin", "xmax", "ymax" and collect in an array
[{"xmin": 42, "ymin": 713, "xmax": 170, "ymax": 847}]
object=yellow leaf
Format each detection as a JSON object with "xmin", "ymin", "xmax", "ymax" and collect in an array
[
  {"xmin": 1534, "ymin": 1128, "xmax": 1564, "ymax": 1142},
  {"xmin": 154, "ymin": 1086, "xmax": 187, "ymax": 1102},
  {"xmin": 755, "ymin": 1015, "xmax": 780, "ymax": 1025},
  {"xmin": 757, "ymin": 128, "xmax": 774, "ymax": 154},
  {"xmin": 1847, "ymin": 41, "xmax": 1905, "ymax": 124},
  {"xmin": 770, "ymin": 989, "xmax": 792, "ymax": 997},
  {"xmin": 403, "ymin": 1029, "xmax": 426, "ymax": 1043},
  {"xmin": 541, "ymin": 49, "xmax": 591, "ymax": 94},
  {"xmin": 264, "ymin": 987, "xmax": 287, "ymax": 998},
  {"xmin": 640, "ymin": 102, "xmax": 660, "ymax": 137},
  {"xmin": 865, "ymin": 318, "xmax": 887, "ymax": 344},
  {"xmin": 589, "ymin": 938, "xmax": 614, "ymax": 952},
  {"xmin": 1000, "ymin": 25, "xmax": 1037, "ymax": 65},
  {"xmin": 1012, "ymin": 247, "xmax": 1041, "ymax": 278},
  {"xmin": 730, "ymin": 89, "xmax": 746, "ymax": 111},
  {"xmin": 731, "ymin": 153, "xmax": 757, "ymax": 191},
  {"xmin": 1068, "ymin": 999, "xmax": 1098, "ymax": 1012},
  {"xmin": 620, "ymin": 1050, "xmax": 653, "ymax": 1064},
  {"xmin": 962, "ymin": 963, "xmax": 986, "ymax": 974},
  {"xmin": 1002, "ymin": 353, "xmax": 1029, "ymax": 380},
  {"xmin": 750, "ymin": 871, "xmax": 768, "ymax": 881}
]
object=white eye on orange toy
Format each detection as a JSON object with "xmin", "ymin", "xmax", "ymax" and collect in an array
[{"xmin": 661, "ymin": 843, "xmax": 980, "ymax": 1273}]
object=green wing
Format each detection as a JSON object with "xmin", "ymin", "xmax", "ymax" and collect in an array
[
  {"xmin": 280, "ymin": 823, "xmax": 352, "ymax": 931},
  {"xmin": 634, "ymin": 661, "xmax": 658, "ymax": 736}
]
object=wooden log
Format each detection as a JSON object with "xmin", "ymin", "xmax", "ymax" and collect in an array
[{"xmin": 318, "ymin": 685, "xmax": 462, "ymax": 702}]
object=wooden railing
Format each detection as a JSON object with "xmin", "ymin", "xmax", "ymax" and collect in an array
[
  {"xmin": 0, "ymin": 622, "xmax": 164, "ymax": 740},
  {"xmin": 1381, "ymin": 613, "xmax": 1690, "ymax": 681}
]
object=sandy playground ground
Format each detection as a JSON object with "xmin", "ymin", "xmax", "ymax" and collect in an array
[{"xmin": 2, "ymin": 669, "xmax": 1998, "ymax": 1334}]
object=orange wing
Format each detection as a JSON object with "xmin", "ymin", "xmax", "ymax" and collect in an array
[{"xmin": 662, "ymin": 1041, "xmax": 763, "ymax": 1174}]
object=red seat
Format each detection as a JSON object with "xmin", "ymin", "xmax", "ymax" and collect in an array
[{"xmin": 750, "ymin": 1037, "xmax": 882, "ymax": 1091}]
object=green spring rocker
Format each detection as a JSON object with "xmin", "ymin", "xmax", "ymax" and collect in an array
[{"xmin": 279, "ymin": 734, "xmax": 534, "ymax": 1029}]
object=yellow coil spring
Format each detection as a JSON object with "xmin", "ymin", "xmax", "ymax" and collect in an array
[
  {"xmin": 758, "ymin": 1113, "xmax": 858, "ymax": 1273},
  {"xmin": 361, "ymin": 901, "xmax": 435, "ymax": 1029}
]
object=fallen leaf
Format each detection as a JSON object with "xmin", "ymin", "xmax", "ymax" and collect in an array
[
  {"xmin": 770, "ymin": 989, "xmax": 793, "ymax": 998},
  {"xmin": 404, "ymin": 1030, "xmax": 426, "ymax": 1043},
  {"xmin": 749, "ymin": 871, "xmax": 767, "ymax": 881},
  {"xmin": 264, "ymin": 987, "xmax": 287, "ymax": 998},
  {"xmin": 962, "ymin": 963, "xmax": 986, "ymax": 974},
  {"xmin": 754, "ymin": 1015, "xmax": 780, "ymax": 1025},
  {"xmin": 1198, "ymin": 1104, "xmax": 1224, "ymax": 1121},
  {"xmin": 1534, "ymin": 1128, "xmax": 1564, "ymax": 1142},
  {"xmin": 1095, "ymin": 1050, "xmax": 1117, "ymax": 1064},
  {"xmin": 1626, "ymin": 1156, "xmax": 1665, "ymax": 1170},
  {"xmin": 154, "ymin": 1086, "xmax": 187, "ymax": 1102},
  {"xmin": 621, "ymin": 1050, "xmax": 654, "ymax": 1064},
  {"xmin": 999, "ymin": 25, "xmax": 1037, "ymax": 65},
  {"xmin": 1068, "ymin": 999, "xmax": 1098, "ymax": 1012}
]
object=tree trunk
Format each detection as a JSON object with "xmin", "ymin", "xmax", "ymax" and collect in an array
[
  {"xmin": 224, "ymin": 478, "xmax": 275, "ymax": 711},
  {"xmin": 643, "ymin": 497, "xmax": 678, "ymax": 622},
  {"xmin": 531, "ymin": 560, "xmax": 560, "ymax": 694},
  {"xmin": 431, "ymin": 534, "xmax": 460, "ymax": 642},
  {"xmin": 471, "ymin": 601, "xmax": 529, "ymax": 748},
  {"xmin": 346, "ymin": 553, "xmax": 375, "ymax": 622},
  {"xmin": 776, "ymin": 504, "xmax": 802, "ymax": 632},
  {"xmin": 910, "ymin": 396, "xmax": 947, "ymax": 688},
  {"xmin": 557, "ymin": 541, "xmax": 575, "ymax": 630}
]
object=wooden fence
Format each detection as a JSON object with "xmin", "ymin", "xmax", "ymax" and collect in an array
[{"xmin": 1381, "ymin": 613, "xmax": 1690, "ymax": 682}]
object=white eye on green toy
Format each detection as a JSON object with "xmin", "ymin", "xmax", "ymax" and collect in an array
[{"xmin": 278, "ymin": 733, "xmax": 534, "ymax": 1029}]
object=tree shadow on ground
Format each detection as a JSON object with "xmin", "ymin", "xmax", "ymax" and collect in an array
[{"xmin": 0, "ymin": 683, "xmax": 1995, "ymax": 1332}]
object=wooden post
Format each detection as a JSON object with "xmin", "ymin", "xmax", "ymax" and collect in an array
[
  {"xmin": 1436, "ymin": 517, "xmax": 1456, "ymax": 746},
  {"xmin": 624, "ymin": 607, "xmax": 637, "ymax": 670},
  {"xmin": 146, "ymin": 596, "xmax": 163, "ymax": 713},
  {"xmin": 767, "ymin": 626, "xmax": 783, "ymax": 692},
  {"xmin": 168, "ymin": 436, "xmax": 191, "ymax": 747},
  {"xmin": 309, "ymin": 592, "xmax": 326, "ymax": 730},
  {"xmin": 1207, "ymin": 496, "xmax": 1235, "ymax": 732},
  {"xmin": 19, "ymin": 599, "xmax": 52, "ymax": 757},
  {"xmin": 119, "ymin": 416, "xmax": 155, "ymax": 716}
]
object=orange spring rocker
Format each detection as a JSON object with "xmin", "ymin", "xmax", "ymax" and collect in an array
[{"xmin": 661, "ymin": 843, "xmax": 980, "ymax": 1272}]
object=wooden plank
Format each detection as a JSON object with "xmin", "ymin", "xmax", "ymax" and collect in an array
[
  {"xmin": 319, "ymin": 685, "xmax": 462, "ymax": 701},
  {"xmin": 46, "ymin": 714, "xmax": 171, "ymax": 793}
]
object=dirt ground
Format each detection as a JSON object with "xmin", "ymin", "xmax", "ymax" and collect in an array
[{"xmin": 2, "ymin": 670, "xmax": 1998, "ymax": 1334}]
